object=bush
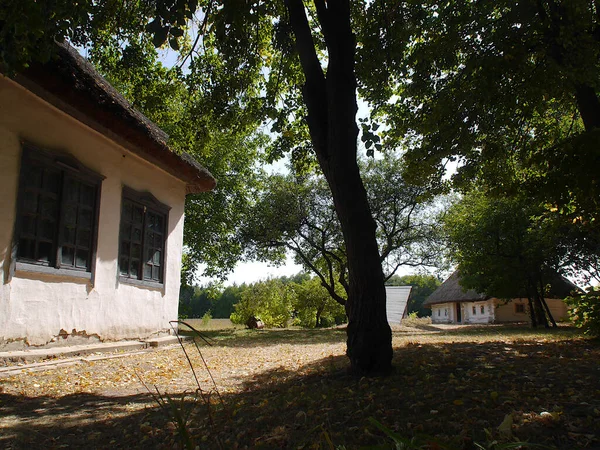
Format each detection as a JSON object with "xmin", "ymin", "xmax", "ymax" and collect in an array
[
  {"xmin": 566, "ymin": 287, "xmax": 600, "ymax": 336},
  {"xmin": 201, "ymin": 310, "xmax": 212, "ymax": 327},
  {"xmin": 230, "ymin": 279, "xmax": 294, "ymax": 328}
]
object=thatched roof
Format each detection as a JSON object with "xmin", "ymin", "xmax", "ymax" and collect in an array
[
  {"xmin": 423, "ymin": 271, "xmax": 487, "ymax": 306},
  {"xmin": 424, "ymin": 271, "xmax": 580, "ymax": 307},
  {"xmin": 12, "ymin": 42, "xmax": 216, "ymax": 194}
]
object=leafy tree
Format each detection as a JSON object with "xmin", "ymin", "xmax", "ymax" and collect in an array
[
  {"xmin": 243, "ymin": 155, "xmax": 444, "ymax": 309},
  {"xmin": 444, "ymin": 191, "xmax": 573, "ymax": 327},
  {"xmin": 86, "ymin": 35, "xmax": 267, "ymax": 281},
  {"xmin": 230, "ymin": 278, "xmax": 295, "ymax": 328},
  {"xmin": 291, "ymin": 276, "xmax": 346, "ymax": 328},
  {"xmin": 566, "ymin": 287, "xmax": 600, "ymax": 336},
  {"xmin": 358, "ymin": 1, "xmax": 600, "ymax": 228},
  {"xmin": 212, "ymin": 285, "xmax": 244, "ymax": 319},
  {"xmin": 386, "ymin": 274, "xmax": 441, "ymax": 317}
]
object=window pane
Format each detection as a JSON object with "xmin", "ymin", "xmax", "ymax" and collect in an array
[
  {"xmin": 77, "ymin": 229, "xmax": 91, "ymax": 248},
  {"xmin": 40, "ymin": 197, "xmax": 58, "ymax": 218},
  {"xmin": 40, "ymin": 219, "xmax": 56, "ymax": 240},
  {"xmin": 131, "ymin": 243, "xmax": 141, "ymax": 259},
  {"xmin": 76, "ymin": 250, "xmax": 88, "ymax": 268},
  {"xmin": 133, "ymin": 206, "xmax": 144, "ymax": 224},
  {"xmin": 130, "ymin": 260, "xmax": 139, "ymax": 277},
  {"xmin": 22, "ymin": 215, "xmax": 36, "ymax": 236},
  {"xmin": 120, "ymin": 223, "xmax": 131, "ymax": 240},
  {"xmin": 18, "ymin": 238, "xmax": 35, "ymax": 259},
  {"xmin": 38, "ymin": 241, "xmax": 53, "ymax": 262},
  {"xmin": 155, "ymin": 215, "xmax": 163, "ymax": 232},
  {"xmin": 144, "ymin": 264, "xmax": 152, "ymax": 279},
  {"xmin": 65, "ymin": 178, "xmax": 80, "ymax": 202},
  {"xmin": 62, "ymin": 247, "xmax": 75, "ymax": 266},
  {"xmin": 132, "ymin": 227, "xmax": 142, "ymax": 243},
  {"xmin": 64, "ymin": 205, "xmax": 77, "ymax": 225},
  {"xmin": 62, "ymin": 225, "xmax": 76, "ymax": 244},
  {"xmin": 120, "ymin": 241, "xmax": 130, "ymax": 257},
  {"xmin": 154, "ymin": 234, "xmax": 163, "ymax": 248},
  {"xmin": 153, "ymin": 250, "xmax": 161, "ymax": 265},
  {"xmin": 152, "ymin": 265, "xmax": 161, "ymax": 282},
  {"xmin": 25, "ymin": 165, "xmax": 43, "ymax": 188},
  {"xmin": 43, "ymin": 169, "xmax": 61, "ymax": 193},
  {"xmin": 119, "ymin": 256, "xmax": 129, "ymax": 276},
  {"xmin": 80, "ymin": 184, "xmax": 95, "ymax": 206},
  {"xmin": 78, "ymin": 209, "xmax": 92, "ymax": 228},
  {"xmin": 146, "ymin": 248, "xmax": 154, "ymax": 263},
  {"xmin": 23, "ymin": 191, "xmax": 38, "ymax": 213},
  {"xmin": 123, "ymin": 200, "xmax": 133, "ymax": 221}
]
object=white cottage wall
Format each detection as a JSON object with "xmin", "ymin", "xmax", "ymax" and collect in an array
[{"xmin": 0, "ymin": 76, "xmax": 186, "ymax": 346}]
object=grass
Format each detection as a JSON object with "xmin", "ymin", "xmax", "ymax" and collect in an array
[{"xmin": 178, "ymin": 318, "xmax": 242, "ymax": 331}]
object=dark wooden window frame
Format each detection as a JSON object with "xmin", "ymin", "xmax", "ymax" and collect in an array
[
  {"xmin": 515, "ymin": 303, "xmax": 526, "ymax": 314},
  {"xmin": 118, "ymin": 186, "xmax": 170, "ymax": 289},
  {"xmin": 12, "ymin": 142, "xmax": 104, "ymax": 280}
]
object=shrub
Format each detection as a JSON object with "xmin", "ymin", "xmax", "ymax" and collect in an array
[
  {"xmin": 230, "ymin": 279, "xmax": 294, "ymax": 328},
  {"xmin": 566, "ymin": 287, "xmax": 600, "ymax": 336},
  {"xmin": 201, "ymin": 310, "xmax": 212, "ymax": 327}
]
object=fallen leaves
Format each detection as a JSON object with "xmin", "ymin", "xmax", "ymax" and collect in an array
[{"xmin": 0, "ymin": 326, "xmax": 598, "ymax": 449}]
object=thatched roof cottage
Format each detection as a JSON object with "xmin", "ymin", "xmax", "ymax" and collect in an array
[{"xmin": 423, "ymin": 271, "xmax": 577, "ymax": 324}]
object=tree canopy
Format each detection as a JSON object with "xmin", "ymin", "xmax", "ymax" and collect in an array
[
  {"xmin": 443, "ymin": 190, "xmax": 576, "ymax": 326},
  {"xmin": 358, "ymin": 1, "xmax": 600, "ymax": 226},
  {"xmin": 243, "ymin": 155, "xmax": 444, "ymax": 306}
]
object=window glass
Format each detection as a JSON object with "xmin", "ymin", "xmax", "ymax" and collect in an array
[
  {"xmin": 118, "ymin": 191, "xmax": 167, "ymax": 284},
  {"xmin": 472, "ymin": 306, "xmax": 477, "ymax": 315},
  {"xmin": 16, "ymin": 146, "xmax": 100, "ymax": 272}
]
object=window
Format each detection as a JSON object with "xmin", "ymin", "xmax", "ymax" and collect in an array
[
  {"xmin": 15, "ymin": 144, "xmax": 102, "ymax": 273},
  {"xmin": 472, "ymin": 306, "xmax": 477, "ymax": 315},
  {"xmin": 444, "ymin": 308, "xmax": 448, "ymax": 316},
  {"xmin": 480, "ymin": 305, "xmax": 485, "ymax": 314},
  {"xmin": 515, "ymin": 303, "xmax": 526, "ymax": 314},
  {"xmin": 438, "ymin": 309, "xmax": 441, "ymax": 317},
  {"xmin": 118, "ymin": 187, "xmax": 169, "ymax": 285}
]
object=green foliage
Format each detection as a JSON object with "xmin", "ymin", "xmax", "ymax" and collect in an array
[
  {"xmin": 291, "ymin": 277, "xmax": 346, "ymax": 328},
  {"xmin": 200, "ymin": 310, "xmax": 212, "ymax": 327},
  {"xmin": 243, "ymin": 155, "xmax": 445, "ymax": 305},
  {"xmin": 566, "ymin": 287, "xmax": 600, "ymax": 336},
  {"xmin": 85, "ymin": 33, "xmax": 268, "ymax": 279},
  {"xmin": 230, "ymin": 278, "xmax": 295, "ymax": 328},
  {"xmin": 387, "ymin": 274, "xmax": 441, "ymax": 317},
  {"xmin": 444, "ymin": 191, "xmax": 564, "ymax": 300},
  {"xmin": 357, "ymin": 1, "xmax": 600, "ymax": 230}
]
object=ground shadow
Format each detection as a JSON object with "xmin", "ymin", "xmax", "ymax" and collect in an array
[{"xmin": 1, "ymin": 332, "xmax": 598, "ymax": 449}]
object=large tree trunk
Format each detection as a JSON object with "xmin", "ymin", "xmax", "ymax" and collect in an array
[{"xmin": 286, "ymin": 0, "xmax": 392, "ymax": 374}]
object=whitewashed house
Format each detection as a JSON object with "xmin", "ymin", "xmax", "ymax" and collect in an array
[
  {"xmin": 0, "ymin": 43, "xmax": 216, "ymax": 349},
  {"xmin": 424, "ymin": 272, "xmax": 575, "ymax": 324}
]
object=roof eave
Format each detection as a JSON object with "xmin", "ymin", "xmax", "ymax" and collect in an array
[{"xmin": 13, "ymin": 43, "xmax": 216, "ymax": 194}]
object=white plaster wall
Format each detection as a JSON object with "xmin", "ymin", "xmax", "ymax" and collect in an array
[
  {"xmin": 463, "ymin": 300, "xmax": 494, "ymax": 324},
  {"xmin": 431, "ymin": 304, "xmax": 453, "ymax": 324},
  {"xmin": 0, "ymin": 76, "xmax": 187, "ymax": 346}
]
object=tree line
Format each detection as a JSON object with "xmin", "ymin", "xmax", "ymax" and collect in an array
[{"xmin": 179, "ymin": 273, "xmax": 440, "ymax": 328}]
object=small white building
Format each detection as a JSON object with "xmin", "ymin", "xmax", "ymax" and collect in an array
[
  {"xmin": 424, "ymin": 272, "xmax": 574, "ymax": 324},
  {"xmin": 0, "ymin": 43, "xmax": 215, "ymax": 349}
]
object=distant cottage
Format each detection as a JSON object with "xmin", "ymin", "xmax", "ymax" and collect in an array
[
  {"xmin": 424, "ymin": 271, "xmax": 576, "ymax": 324},
  {"xmin": 0, "ymin": 43, "xmax": 215, "ymax": 348}
]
